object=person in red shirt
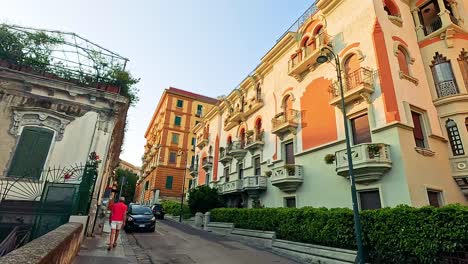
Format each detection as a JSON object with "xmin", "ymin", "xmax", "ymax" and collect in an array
[{"xmin": 108, "ymin": 196, "xmax": 128, "ymax": 251}]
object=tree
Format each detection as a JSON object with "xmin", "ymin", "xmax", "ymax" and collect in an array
[
  {"xmin": 187, "ymin": 185, "xmax": 224, "ymax": 214},
  {"xmin": 115, "ymin": 168, "xmax": 138, "ymax": 203}
]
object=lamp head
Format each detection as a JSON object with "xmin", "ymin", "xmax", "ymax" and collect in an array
[{"xmin": 316, "ymin": 54, "xmax": 329, "ymax": 64}]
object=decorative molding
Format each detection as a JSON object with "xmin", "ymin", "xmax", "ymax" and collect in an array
[
  {"xmin": 399, "ymin": 71, "xmax": 419, "ymax": 85},
  {"xmin": 415, "ymin": 147, "xmax": 436, "ymax": 157},
  {"xmin": 9, "ymin": 107, "xmax": 75, "ymax": 141},
  {"xmin": 388, "ymin": 15, "xmax": 403, "ymax": 27}
]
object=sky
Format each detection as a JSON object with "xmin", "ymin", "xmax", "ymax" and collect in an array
[{"xmin": 0, "ymin": 0, "xmax": 312, "ymax": 166}]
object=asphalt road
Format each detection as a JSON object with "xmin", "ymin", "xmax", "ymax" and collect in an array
[{"xmin": 128, "ymin": 220, "xmax": 298, "ymax": 264}]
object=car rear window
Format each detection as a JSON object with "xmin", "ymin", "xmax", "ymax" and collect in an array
[{"xmin": 131, "ymin": 206, "xmax": 152, "ymax": 215}]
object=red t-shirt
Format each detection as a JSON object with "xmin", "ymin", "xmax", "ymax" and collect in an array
[{"xmin": 110, "ymin": 202, "xmax": 128, "ymax": 221}]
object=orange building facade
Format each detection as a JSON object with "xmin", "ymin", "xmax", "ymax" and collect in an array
[
  {"xmin": 136, "ymin": 87, "xmax": 217, "ymax": 204},
  {"xmin": 191, "ymin": 0, "xmax": 468, "ymax": 209}
]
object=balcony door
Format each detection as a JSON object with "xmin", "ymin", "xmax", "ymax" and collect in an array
[
  {"xmin": 344, "ymin": 54, "xmax": 361, "ymax": 90},
  {"xmin": 283, "ymin": 95, "xmax": 293, "ymax": 118},
  {"xmin": 285, "ymin": 142, "xmax": 295, "ymax": 165},
  {"xmin": 351, "ymin": 114, "xmax": 371, "ymax": 145}
]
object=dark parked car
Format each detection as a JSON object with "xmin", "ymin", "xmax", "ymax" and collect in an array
[
  {"xmin": 151, "ymin": 204, "xmax": 165, "ymax": 220},
  {"xmin": 124, "ymin": 205, "xmax": 155, "ymax": 232}
]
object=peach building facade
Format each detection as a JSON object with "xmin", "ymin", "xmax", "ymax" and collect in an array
[
  {"xmin": 191, "ymin": 0, "xmax": 468, "ymax": 209},
  {"xmin": 136, "ymin": 87, "xmax": 217, "ymax": 204}
]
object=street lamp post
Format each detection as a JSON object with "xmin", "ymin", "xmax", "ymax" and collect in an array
[
  {"xmin": 316, "ymin": 46, "xmax": 365, "ymax": 264},
  {"xmin": 178, "ymin": 150, "xmax": 188, "ymax": 223}
]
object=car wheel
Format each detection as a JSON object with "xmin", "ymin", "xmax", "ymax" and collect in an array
[{"xmin": 149, "ymin": 226, "xmax": 155, "ymax": 232}]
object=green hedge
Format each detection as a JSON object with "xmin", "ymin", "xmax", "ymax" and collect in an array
[
  {"xmin": 211, "ymin": 205, "xmax": 468, "ymax": 263},
  {"xmin": 161, "ymin": 200, "xmax": 191, "ymax": 219}
]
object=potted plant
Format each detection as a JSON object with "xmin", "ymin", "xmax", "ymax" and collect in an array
[
  {"xmin": 367, "ymin": 144, "xmax": 381, "ymax": 158},
  {"xmin": 324, "ymin": 154, "xmax": 336, "ymax": 164},
  {"xmin": 265, "ymin": 171, "xmax": 272, "ymax": 177},
  {"xmin": 284, "ymin": 164, "xmax": 296, "ymax": 175}
]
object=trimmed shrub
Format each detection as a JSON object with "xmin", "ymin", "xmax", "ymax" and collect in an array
[
  {"xmin": 211, "ymin": 204, "xmax": 468, "ymax": 263},
  {"xmin": 187, "ymin": 185, "xmax": 224, "ymax": 214},
  {"xmin": 161, "ymin": 200, "xmax": 191, "ymax": 219}
]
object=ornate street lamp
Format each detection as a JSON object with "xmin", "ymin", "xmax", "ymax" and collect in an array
[{"xmin": 316, "ymin": 46, "xmax": 365, "ymax": 264}]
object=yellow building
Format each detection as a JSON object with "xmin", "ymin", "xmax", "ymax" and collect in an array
[{"xmin": 136, "ymin": 87, "xmax": 217, "ymax": 204}]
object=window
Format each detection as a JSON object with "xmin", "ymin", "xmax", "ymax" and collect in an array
[
  {"xmin": 418, "ymin": 0, "xmax": 441, "ymax": 35},
  {"xmin": 174, "ymin": 116, "xmax": 182, "ymax": 126},
  {"xmin": 457, "ymin": 49, "xmax": 468, "ymax": 88},
  {"xmin": 254, "ymin": 156, "xmax": 261, "ymax": 176},
  {"xmin": 446, "ymin": 119, "xmax": 464, "ymax": 156},
  {"xmin": 358, "ymin": 190, "xmax": 382, "ymax": 210},
  {"xmin": 284, "ymin": 197, "xmax": 296, "ymax": 208},
  {"xmin": 431, "ymin": 52, "xmax": 459, "ymax": 98},
  {"xmin": 238, "ymin": 162, "xmax": 243, "ymax": 179},
  {"xmin": 285, "ymin": 142, "xmax": 295, "ymax": 165},
  {"xmin": 172, "ymin": 133, "xmax": 180, "ymax": 144},
  {"xmin": 344, "ymin": 54, "xmax": 361, "ymax": 89},
  {"xmin": 351, "ymin": 114, "xmax": 372, "ymax": 145},
  {"xmin": 190, "ymin": 156, "xmax": 195, "ymax": 168},
  {"xmin": 256, "ymin": 85, "xmax": 262, "ymax": 101},
  {"xmin": 169, "ymin": 151, "xmax": 177, "ymax": 163},
  {"xmin": 188, "ymin": 179, "xmax": 193, "ymax": 189},
  {"xmin": 224, "ymin": 166, "xmax": 230, "ymax": 182},
  {"xmin": 411, "ymin": 111, "xmax": 427, "ymax": 148},
  {"xmin": 195, "ymin": 120, "xmax": 200, "ymax": 125},
  {"xmin": 176, "ymin": 99, "xmax": 184, "ymax": 108},
  {"xmin": 8, "ymin": 127, "xmax": 54, "ymax": 178},
  {"xmin": 144, "ymin": 181, "xmax": 149, "ymax": 191},
  {"xmin": 191, "ymin": 137, "xmax": 196, "ymax": 146},
  {"xmin": 383, "ymin": 0, "xmax": 400, "ymax": 17},
  {"xmin": 397, "ymin": 46, "xmax": 410, "ymax": 76},
  {"xmin": 165, "ymin": 176, "xmax": 173, "ymax": 189},
  {"xmin": 196, "ymin": 105, "xmax": 203, "ymax": 117},
  {"xmin": 427, "ymin": 189, "xmax": 443, "ymax": 207}
]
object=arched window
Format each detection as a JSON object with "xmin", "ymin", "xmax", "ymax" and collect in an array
[
  {"xmin": 240, "ymin": 128, "xmax": 246, "ymax": 147},
  {"xmin": 255, "ymin": 118, "xmax": 263, "ymax": 141},
  {"xmin": 446, "ymin": 119, "xmax": 465, "ymax": 156},
  {"xmin": 208, "ymin": 146, "xmax": 213, "ymax": 155},
  {"xmin": 227, "ymin": 135, "xmax": 232, "ymax": 146},
  {"xmin": 383, "ymin": 0, "xmax": 400, "ymax": 17},
  {"xmin": 431, "ymin": 52, "xmax": 459, "ymax": 98},
  {"xmin": 397, "ymin": 46, "xmax": 410, "ymax": 75},
  {"xmin": 343, "ymin": 54, "xmax": 361, "ymax": 89},
  {"xmin": 283, "ymin": 95, "xmax": 293, "ymax": 117},
  {"xmin": 314, "ymin": 25, "xmax": 324, "ymax": 47}
]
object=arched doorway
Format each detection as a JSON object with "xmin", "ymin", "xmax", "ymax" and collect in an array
[
  {"xmin": 283, "ymin": 95, "xmax": 293, "ymax": 118},
  {"xmin": 343, "ymin": 54, "xmax": 361, "ymax": 89}
]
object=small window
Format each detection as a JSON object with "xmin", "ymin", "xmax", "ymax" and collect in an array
[
  {"xmin": 383, "ymin": 0, "xmax": 400, "ymax": 17},
  {"xmin": 8, "ymin": 126, "xmax": 54, "ymax": 178},
  {"xmin": 457, "ymin": 49, "xmax": 468, "ymax": 88},
  {"xmin": 176, "ymin": 99, "xmax": 184, "ymax": 108},
  {"xmin": 195, "ymin": 120, "xmax": 200, "ymax": 125},
  {"xmin": 144, "ymin": 181, "xmax": 149, "ymax": 190},
  {"xmin": 224, "ymin": 166, "xmax": 230, "ymax": 182},
  {"xmin": 411, "ymin": 111, "xmax": 427, "ymax": 148},
  {"xmin": 446, "ymin": 119, "xmax": 465, "ymax": 156},
  {"xmin": 169, "ymin": 151, "xmax": 177, "ymax": 163},
  {"xmin": 174, "ymin": 116, "xmax": 182, "ymax": 126},
  {"xmin": 196, "ymin": 105, "xmax": 203, "ymax": 117},
  {"xmin": 358, "ymin": 189, "xmax": 382, "ymax": 210},
  {"xmin": 188, "ymin": 179, "xmax": 193, "ymax": 189},
  {"xmin": 172, "ymin": 133, "xmax": 180, "ymax": 144},
  {"xmin": 238, "ymin": 162, "xmax": 243, "ymax": 179},
  {"xmin": 165, "ymin": 176, "xmax": 173, "ymax": 189},
  {"xmin": 190, "ymin": 156, "xmax": 195, "ymax": 167},
  {"xmin": 351, "ymin": 114, "xmax": 372, "ymax": 145},
  {"xmin": 254, "ymin": 156, "xmax": 261, "ymax": 176},
  {"xmin": 284, "ymin": 197, "xmax": 296, "ymax": 208},
  {"xmin": 427, "ymin": 189, "xmax": 443, "ymax": 207},
  {"xmin": 397, "ymin": 46, "xmax": 410, "ymax": 76},
  {"xmin": 191, "ymin": 137, "xmax": 196, "ymax": 146}
]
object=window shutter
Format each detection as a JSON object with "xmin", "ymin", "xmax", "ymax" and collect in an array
[
  {"xmin": 8, "ymin": 127, "xmax": 53, "ymax": 178},
  {"xmin": 412, "ymin": 112, "xmax": 424, "ymax": 140},
  {"xmin": 166, "ymin": 176, "xmax": 173, "ymax": 189}
]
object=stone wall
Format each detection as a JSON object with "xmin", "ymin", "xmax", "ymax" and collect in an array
[{"xmin": 1, "ymin": 222, "xmax": 83, "ymax": 264}]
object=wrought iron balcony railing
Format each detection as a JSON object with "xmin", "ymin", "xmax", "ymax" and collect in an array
[
  {"xmin": 271, "ymin": 109, "xmax": 300, "ymax": 138},
  {"xmin": 436, "ymin": 80, "xmax": 459, "ymax": 98},
  {"xmin": 329, "ymin": 67, "xmax": 375, "ymax": 106}
]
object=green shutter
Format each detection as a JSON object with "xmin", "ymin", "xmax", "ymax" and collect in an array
[
  {"xmin": 8, "ymin": 127, "xmax": 54, "ymax": 178},
  {"xmin": 166, "ymin": 176, "xmax": 173, "ymax": 189},
  {"xmin": 175, "ymin": 116, "xmax": 181, "ymax": 126},
  {"xmin": 177, "ymin": 100, "xmax": 184, "ymax": 108}
]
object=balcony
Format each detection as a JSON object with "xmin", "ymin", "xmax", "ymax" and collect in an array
[
  {"xmin": 243, "ymin": 175, "xmax": 267, "ymax": 196},
  {"xmin": 229, "ymin": 140, "xmax": 248, "ymax": 161},
  {"xmin": 224, "ymin": 98, "xmax": 264, "ymax": 131},
  {"xmin": 219, "ymin": 146, "xmax": 233, "ymax": 166},
  {"xmin": 271, "ymin": 109, "xmax": 300, "ymax": 139},
  {"xmin": 243, "ymin": 97, "xmax": 264, "ymax": 117},
  {"xmin": 335, "ymin": 143, "xmax": 392, "ymax": 183},
  {"xmin": 189, "ymin": 164, "xmax": 198, "ymax": 176},
  {"xmin": 245, "ymin": 131, "xmax": 264, "ymax": 153},
  {"xmin": 271, "ymin": 164, "xmax": 304, "ymax": 192},
  {"xmin": 196, "ymin": 135, "xmax": 209, "ymax": 149},
  {"xmin": 220, "ymin": 179, "xmax": 243, "ymax": 195},
  {"xmin": 329, "ymin": 67, "xmax": 375, "ymax": 106},
  {"xmin": 288, "ymin": 32, "xmax": 330, "ymax": 81},
  {"xmin": 202, "ymin": 156, "xmax": 213, "ymax": 171}
]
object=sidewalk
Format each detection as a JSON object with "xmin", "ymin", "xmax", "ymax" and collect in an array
[{"xmin": 73, "ymin": 222, "xmax": 138, "ymax": 264}]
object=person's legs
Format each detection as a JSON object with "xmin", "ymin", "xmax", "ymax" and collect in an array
[
  {"xmin": 108, "ymin": 229, "xmax": 115, "ymax": 250},
  {"xmin": 113, "ymin": 222, "xmax": 122, "ymax": 247}
]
